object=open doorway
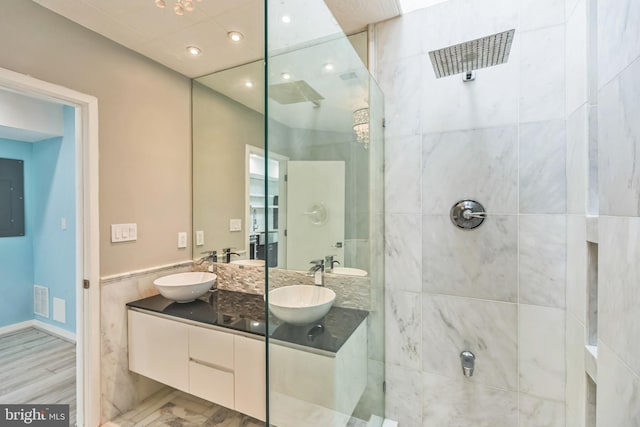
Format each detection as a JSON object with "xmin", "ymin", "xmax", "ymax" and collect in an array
[{"xmin": 0, "ymin": 67, "xmax": 99, "ymax": 426}]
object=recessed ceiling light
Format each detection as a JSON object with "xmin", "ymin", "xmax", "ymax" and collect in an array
[
  {"xmin": 323, "ymin": 63, "xmax": 334, "ymax": 71},
  {"xmin": 281, "ymin": 72, "xmax": 291, "ymax": 80},
  {"xmin": 155, "ymin": 0, "xmax": 166, "ymax": 8},
  {"xmin": 245, "ymin": 80, "xmax": 254, "ymax": 88},
  {"xmin": 228, "ymin": 31, "xmax": 244, "ymax": 42},
  {"xmin": 281, "ymin": 15, "xmax": 291, "ymax": 23},
  {"xmin": 186, "ymin": 46, "xmax": 201, "ymax": 56}
]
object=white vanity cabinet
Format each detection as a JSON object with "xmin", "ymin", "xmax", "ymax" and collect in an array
[
  {"xmin": 269, "ymin": 321, "xmax": 368, "ymax": 427},
  {"xmin": 127, "ymin": 310, "xmax": 266, "ymax": 421},
  {"xmin": 234, "ymin": 334, "xmax": 266, "ymax": 420},
  {"xmin": 188, "ymin": 325, "xmax": 235, "ymax": 410},
  {"xmin": 127, "ymin": 310, "xmax": 189, "ymax": 392}
]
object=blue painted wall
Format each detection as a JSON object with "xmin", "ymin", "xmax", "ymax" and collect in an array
[
  {"xmin": 32, "ymin": 106, "xmax": 76, "ymax": 333},
  {"xmin": 0, "ymin": 106, "xmax": 76, "ymax": 333},
  {"xmin": 0, "ymin": 139, "xmax": 34, "ymax": 327}
]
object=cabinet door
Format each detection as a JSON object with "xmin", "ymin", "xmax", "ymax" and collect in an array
[
  {"xmin": 128, "ymin": 310, "xmax": 189, "ymax": 392},
  {"xmin": 189, "ymin": 361, "xmax": 234, "ymax": 409},
  {"xmin": 234, "ymin": 335, "xmax": 266, "ymax": 421},
  {"xmin": 189, "ymin": 325, "xmax": 234, "ymax": 369}
]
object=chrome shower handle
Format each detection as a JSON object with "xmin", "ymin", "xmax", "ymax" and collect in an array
[{"xmin": 462, "ymin": 210, "xmax": 488, "ymax": 219}]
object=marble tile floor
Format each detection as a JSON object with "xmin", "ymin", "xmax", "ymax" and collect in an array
[
  {"xmin": 104, "ymin": 388, "xmax": 263, "ymax": 427},
  {"xmin": 104, "ymin": 387, "xmax": 370, "ymax": 427},
  {"xmin": 0, "ymin": 327, "xmax": 76, "ymax": 426}
]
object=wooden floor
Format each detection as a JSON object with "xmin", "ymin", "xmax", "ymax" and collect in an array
[{"xmin": 0, "ymin": 327, "xmax": 76, "ymax": 425}]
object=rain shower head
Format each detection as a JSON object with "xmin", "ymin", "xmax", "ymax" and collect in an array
[{"xmin": 428, "ymin": 29, "xmax": 515, "ymax": 79}]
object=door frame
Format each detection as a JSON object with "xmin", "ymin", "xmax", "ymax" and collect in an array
[{"xmin": 0, "ymin": 67, "xmax": 100, "ymax": 426}]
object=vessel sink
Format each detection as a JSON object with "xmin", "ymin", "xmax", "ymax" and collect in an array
[
  {"xmin": 153, "ymin": 272, "xmax": 217, "ymax": 303},
  {"xmin": 330, "ymin": 267, "xmax": 368, "ymax": 277},
  {"xmin": 267, "ymin": 285, "xmax": 336, "ymax": 325},
  {"xmin": 230, "ymin": 259, "xmax": 266, "ymax": 267}
]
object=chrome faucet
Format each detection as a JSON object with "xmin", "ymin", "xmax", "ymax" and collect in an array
[
  {"xmin": 460, "ymin": 350, "xmax": 475, "ymax": 377},
  {"xmin": 196, "ymin": 250, "xmax": 217, "ymax": 264},
  {"xmin": 308, "ymin": 259, "xmax": 325, "ymax": 286},
  {"xmin": 222, "ymin": 247, "xmax": 240, "ymax": 263},
  {"xmin": 324, "ymin": 255, "xmax": 340, "ymax": 273}
]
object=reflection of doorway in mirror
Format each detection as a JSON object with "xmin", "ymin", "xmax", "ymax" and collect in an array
[
  {"xmin": 286, "ymin": 161, "xmax": 345, "ymax": 271},
  {"xmin": 245, "ymin": 145, "xmax": 288, "ymax": 268}
]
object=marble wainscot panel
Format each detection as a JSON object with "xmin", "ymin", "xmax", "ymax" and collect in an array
[
  {"xmin": 519, "ymin": 26, "xmax": 565, "ymax": 123},
  {"xmin": 597, "ymin": 0, "xmax": 640, "ymax": 89},
  {"xmin": 566, "ymin": 106, "xmax": 589, "ymax": 214},
  {"xmin": 422, "ymin": 294, "xmax": 518, "ymax": 391},
  {"xmin": 422, "ymin": 215, "xmax": 518, "ymax": 302},
  {"xmin": 518, "ymin": 215, "xmax": 566, "ymax": 308},
  {"xmin": 598, "ymin": 57, "xmax": 640, "ymax": 217},
  {"xmin": 422, "ymin": 371, "xmax": 517, "ymax": 427},
  {"xmin": 596, "ymin": 342, "xmax": 640, "ymax": 426},
  {"xmin": 518, "ymin": 305, "xmax": 566, "ymax": 402},
  {"xmin": 386, "ymin": 289, "xmax": 422, "ymax": 370},
  {"xmin": 518, "ymin": 393, "xmax": 566, "ymax": 427},
  {"xmin": 195, "ymin": 262, "xmax": 372, "ymax": 311},
  {"xmin": 100, "ymin": 262, "xmax": 192, "ymax": 423},
  {"xmin": 422, "ymin": 126, "xmax": 518, "ymax": 215},
  {"xmin": 598, "ymin": 216, "xmax": 640, "ymax": 371},
  {"xmin": 518, "ymin": 119, "xmax": 567, "ymax": 214}
]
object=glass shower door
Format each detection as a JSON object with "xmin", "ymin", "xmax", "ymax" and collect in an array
[{"xmin": 265, "ymin": 1, "xmax": 385, "ymax": 425}]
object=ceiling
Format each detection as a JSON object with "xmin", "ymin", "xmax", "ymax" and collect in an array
[{"xmin": 33, "ymin": 0, "xmax": 402, "ymax": 78}]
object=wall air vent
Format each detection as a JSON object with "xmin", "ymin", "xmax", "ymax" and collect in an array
[{"xmin": 34, "ymin": 285, "xmax": 49, "ymax": 318}]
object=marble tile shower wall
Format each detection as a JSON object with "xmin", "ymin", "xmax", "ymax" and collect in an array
[
  {"xmin": 564, "ymin": 0, "xmax": 591, "ymax": 424},
  {"xmin": 376, "ymin": 0, "xmax": 567, "ymax": 425},
  {"xmin": 594, "ymin": 0, "xmax": 640, "ymax": 424}
]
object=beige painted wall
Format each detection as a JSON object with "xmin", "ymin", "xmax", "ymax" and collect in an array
[{"xmin": 0, "ymin": 1, "xmax": 192, "ymax": 276}]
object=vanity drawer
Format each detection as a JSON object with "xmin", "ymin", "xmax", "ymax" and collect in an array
[
  {"xmin": 189, "ymin": 325, "xmax": 234, "ymax": 369},
  {"xmin": 189, "ymin": 361, "xmax": 234, "ymax": 409}
]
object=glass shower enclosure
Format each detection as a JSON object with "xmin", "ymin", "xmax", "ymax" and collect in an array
[{"xmin": 264, "ymin": 1, "xmax": 386, "ymax": 425}]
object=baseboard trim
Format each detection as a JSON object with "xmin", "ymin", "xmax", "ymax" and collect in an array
[
  {"xmin": 33, "ymin": 320, "xmax": 76, "ymax": 343},
  {"xmin": 0, "ymin": 320, "xmax": 76, "ymax": 343},
  {"xmin": 0, "ymin": 320, "xmax": 36, "ymax": 336}
]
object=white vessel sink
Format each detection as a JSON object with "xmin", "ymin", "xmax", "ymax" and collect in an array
[
  {"xmin": 331, "ymin": 267, "xmax": 368, "ymax": 277},
  {"xmin": 267, "ymin": 285, "xmax": 336, "ymax": 325},
  {"xmin": 153, "ymin": 272, "xmax": 217, "ymax": 303},
  {"xmin": 230, "ymin": 259, "xmax": 266, "ymax": 267}
]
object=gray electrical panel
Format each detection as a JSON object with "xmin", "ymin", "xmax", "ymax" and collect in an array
[{"xmin": 0, "ymin": 158, "xmax": 25, "ymax": 237}]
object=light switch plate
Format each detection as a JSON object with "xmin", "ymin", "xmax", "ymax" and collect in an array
[
  {"xmin": 111, "ymin": 223, "xmax": 137, "ymax": 242},
  {"xmin": 178, "ymin": 231, "xmax": 188, "ymax": 248},
  {"xmin": 230, "ymin": 219, "xmax": 242, "ymax": 232},
  {"xmin": 196, "ymin": 230, "xmax": 205, "ymax": 246}
]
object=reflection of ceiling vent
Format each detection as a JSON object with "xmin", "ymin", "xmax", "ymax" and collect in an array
[
  {"xmin": 269, "ymin": 81, "xmax": 324, "ymax": 107},
  {"xmin": 339, "ymin": 72, "xmax": 358, "ymax": 80}
]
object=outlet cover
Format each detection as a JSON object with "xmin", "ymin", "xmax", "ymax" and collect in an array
[
  {"xmin": 230, "ymin": 219, "xmax": 242, "ymax": 232},
  {"xmin": 196, "ymin": 230, "xmax": 205, "ymax": 246},
  {"xmin": 178, "ymin": 231, "xmax": 188, "ymax": 248}
]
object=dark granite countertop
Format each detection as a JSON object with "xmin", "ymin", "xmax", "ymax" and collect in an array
[{"xmin": 127, "ymin": 289, "xmax": 368, "ymax": 354}]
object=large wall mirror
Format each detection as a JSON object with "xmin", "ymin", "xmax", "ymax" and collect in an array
[{"xmin": 192, "ymin": 32, "xmax": 373, "ymax": 274}]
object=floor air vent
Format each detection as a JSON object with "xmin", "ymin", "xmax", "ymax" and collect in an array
[{"xmin": 34, "ymin": 285, "xmax": 49, "ymax": 317}]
